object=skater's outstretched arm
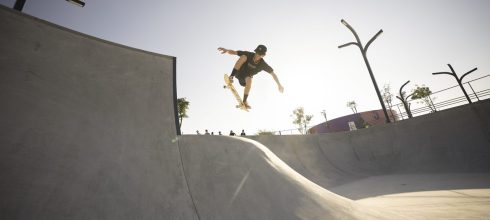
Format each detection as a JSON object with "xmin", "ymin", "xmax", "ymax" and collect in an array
[
  {"xmin": 218, "ymin": 47, "xmax": 237, "ymax": 55},
  {"xmin": 269, "ymin": 72, "xmax": 284, "ymax": 93},
  {"xmin": 219, "ymin": 47, "xmax": 247, "ymax": 82}
]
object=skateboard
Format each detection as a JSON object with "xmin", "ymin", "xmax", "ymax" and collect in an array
[{"xmin": 223, "ymin": 74, "xmax": 249, "ymax": 111}]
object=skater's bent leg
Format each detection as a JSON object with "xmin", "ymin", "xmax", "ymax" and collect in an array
[
  {"xmin": 243, "ymin": 77, "xmax": 252, "ymax": 103},
  {"xmin": 232, "ymin": 56, "xmax": 247, "ymax": 77},
  {"xmin": 244, "ymin": 77, "xmax": 252, "ymax": 95}
]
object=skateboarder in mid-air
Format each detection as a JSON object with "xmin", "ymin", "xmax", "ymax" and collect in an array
[{"xmin": 218, "ymin": 45, "xmax": 284, "ymax": 109}]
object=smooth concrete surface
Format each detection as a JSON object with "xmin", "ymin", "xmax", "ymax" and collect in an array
[
  {"xmin": 357, "ymin": 188, "xmax": 490, "ymax": 219},
  {"xmin": 248, "ymin": 100, "xmax": 490, "ymax": 219},
  {"xmin": 177, "ymin": 136, "xmax": 405, "ymax": 220},
  {"xmin": 0, "ymin": 6, "xmax": 197, "ymax": 220},
  {"xmin": 2, "ymin": 4, "xmax": 490, "ymax": 220},
  {"xmin": 250, "ymin": 100, "xmax": 490, "ymax": 195},
  {"xmin": 179, "ymin": 98, "xmax": 490, "ymax": 219}
]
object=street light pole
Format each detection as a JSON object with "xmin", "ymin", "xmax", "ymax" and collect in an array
[
  {"xmin": 14, "ymin": 0, "xmax": 26, "ymax": 11},
  {"xmin": 396, "ymin": 80, "xmax": 414, "ymax": 118},
  {"xmin": 339, "ymin": 19, "xmax": 390, "ymax": 123},
  {"xmin": 432, "ymin": 64, "xmax": 477, "ymax": 104},
  {"xmin": 321, "ymin": 110, "xmax": 328, "ymax": 127}
]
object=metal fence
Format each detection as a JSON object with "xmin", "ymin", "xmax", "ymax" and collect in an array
[
  {"xmin": 390, "ymin": 75, "xmax": 489, "ymax": 120},
  {"xmin": 270, "ymin": 75, "xmax": 489, "ymax": 135},
  {"xmin": 270, "ymin": 127, "xmax": 311, "ymax": 135}
]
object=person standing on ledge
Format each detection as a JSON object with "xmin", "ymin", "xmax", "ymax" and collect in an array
[{"xmin": 218, "ymin": 45, "xmax": 284, "ymax": 109}]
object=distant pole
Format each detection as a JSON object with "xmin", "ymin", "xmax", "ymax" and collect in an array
[
  {"xmin": 396, "ymin": 105, "xmax": 404, "ymax": 120},
  {"xmin": 467, "ymin": 82, "xmax": 480, "ymax": 101},
  {"xmin": 321, "ymin": 110, "xmax": 328, "ymax": 127},
  {"xmin": 396, "ymin": 80, "xmax": 413, "ymax": 118},
  {"xmin": 428, "ymin": 95, "xmax": 437, "ymax": 112},
  {"xmin": 432, "ymin": 64, "xmax": 477, "ymax": 104},
  {"xmin": 14, "ymin": 0, "xmax": 26, "ymax": 11},
  {"xmin": 338, "ymin": 19, "xmax": 390, "ymax": 123}
]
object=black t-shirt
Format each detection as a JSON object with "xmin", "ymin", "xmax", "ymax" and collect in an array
[{"xmin": 236, "ymin": 51, "xmax": 273, "ymax": 78}]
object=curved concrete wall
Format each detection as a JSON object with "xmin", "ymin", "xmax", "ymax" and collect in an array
[
  {"xmin": 251, "ymin": 99, "xmax": 490, "ymax": 189},
  {"xmin": 0, "ymin": 6, "xmax": 197, "ymax": 219},
  {"xmin": 176, "ymin": 135, "xmax": 403, "ymax": 220}
]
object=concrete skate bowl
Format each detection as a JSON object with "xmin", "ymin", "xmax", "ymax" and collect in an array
[
  {"xmin": 251, "ymin": 99, "xmax": 490, "ymax": 208},
  {"xmin": 0, "ymin": 6, "xmax": 385, "ymax": 220},
  {"xmin": 2, "ymin": 4, "xmax": 490, "ymax": 220},
  {"xmin": 251, "ymin": 99, "xmax": 490, "ymax": 200}
]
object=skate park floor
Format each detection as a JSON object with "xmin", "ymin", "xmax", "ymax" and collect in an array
[{"xmin": 333, "ymin": 173, "xmax": 490, "ymax": 219}]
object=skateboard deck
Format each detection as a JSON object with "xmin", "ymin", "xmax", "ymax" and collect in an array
[{"xmin": 224, "ymin": 74, "xmax": 249, "ymax": 111}]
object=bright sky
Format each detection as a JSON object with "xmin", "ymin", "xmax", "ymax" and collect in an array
[{"xmin": 2, "ymin": 0, "xmax": 489, "ymax": 135}]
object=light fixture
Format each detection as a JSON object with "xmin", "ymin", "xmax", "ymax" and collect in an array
[{"xmin": 66, "ymin": 0, "xmax": 85, "ymax": 7}]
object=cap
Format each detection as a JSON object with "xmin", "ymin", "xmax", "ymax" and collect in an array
[{"xmin": 254, "ymin": 45, "xmax": 267, "ymax": 55}]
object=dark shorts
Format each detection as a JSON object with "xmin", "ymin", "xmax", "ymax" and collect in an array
[
  {"xmin": 237, "ymin": 76, "xmax": 246, "ymax": 87},
  {"xmin": 235, "ymin": 72, "xmax": 252, "ymax": 87}
]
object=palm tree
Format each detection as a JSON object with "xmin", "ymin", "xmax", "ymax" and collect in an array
[{"xmin": 346, "ymin": 101, "xmax": 358, "ymax": 114}]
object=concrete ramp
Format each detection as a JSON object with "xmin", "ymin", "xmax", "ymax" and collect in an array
[
  {"xmin": 0, "ymin": 6, "xmax": 197, "ymax": 219},
  {"xmin": 250, "ymin": 100, "xmax": 490, "ymax": 219},
  {"xmin": 177, "ymin": 136, "xmax": 402, "ymax": 219},
  {"xmin": 251, "ymin": 100, "xmax": 490, "ymax": 198}
]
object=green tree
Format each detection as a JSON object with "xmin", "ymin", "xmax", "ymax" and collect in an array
[
  {"xmin": 411, "ymin": 85, "xmax": 436, "ymax": 113},
  {"xmin": 346, "ymin": 101, "xmax": 358, "ymax": 114},
  {"xmin": 291, "ymin": 107, "xmax": 313, "ymax": 134},
  {"xmin": 177, "ymin": 97, "xmax": 190, "ymax": 133}
]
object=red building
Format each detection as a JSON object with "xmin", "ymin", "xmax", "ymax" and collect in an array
[{"xmin": 309, "ymin": 109, "xmax": 398, "ymax": 134}]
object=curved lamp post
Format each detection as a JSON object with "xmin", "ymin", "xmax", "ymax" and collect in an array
[
  {"xmin": 432, "ymin": 64, "xmax": 477, "ymax": 104},
  {"xmin": 338, "ymin": 19, "xmax": 390, "ymax": 123},
  {"xmin": 13, "ymin": 0, "xmax": 26, "ymax": 11},
  {"xmin": 66, "ymin": 0, "xmax": 85, "ymax": 7},
  {"xmin": 396, "ymin": 80, "xmax": 413, "ymax": 118},
  {"xmin": 321, "ymin": 110, "xmax": 328, "ymax": 128}
]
